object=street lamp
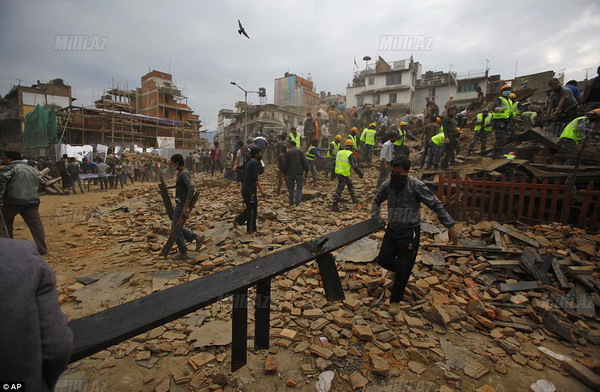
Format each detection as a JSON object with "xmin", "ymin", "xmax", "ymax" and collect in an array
[{"xmin": 230, "ymin": 82, "xmax": 257, "ymax": 141}]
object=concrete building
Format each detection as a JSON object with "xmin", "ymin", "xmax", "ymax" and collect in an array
[
  {"xmin": 346, "ymin": 56, "xmax": 422, "ymax": 113},
  {"xmin": 274, "ymin": 73, "xmax": 319, "ymax": 114},
  {"xmin": 221, "ymin": 104, "xmax": 304, "ymax": 154},
  {"xmin": 413, "ymin": 71, "xmax": 458, "ymax": 116},
  {"xmin": 0, "ymin": 78, "xmax": 74, "ymax": 151}
]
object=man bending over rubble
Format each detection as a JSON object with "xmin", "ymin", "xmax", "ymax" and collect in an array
[{"xmin": 371, "ymin": 156, "xmax": 458, "ymax": 316}]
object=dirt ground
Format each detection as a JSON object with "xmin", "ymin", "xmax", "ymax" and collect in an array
[{"xmin": 9, "ymin": 167, "xmax": 599, "ymax": 392}]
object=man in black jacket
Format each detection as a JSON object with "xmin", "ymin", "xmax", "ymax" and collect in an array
[
  {"xmin": 234, "ymin": 147, "xmax": 266, "ymax": 234},
  {"xmin": 282, "ymin": 140, "xmax": 309, "ymax": 206},
  {"xmin": 372, "ymin": 156, "xmax": 458, "ymax": 315}
]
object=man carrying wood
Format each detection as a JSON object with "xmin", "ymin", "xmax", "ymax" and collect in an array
[
  {"xmin": 165, "ymin": 154, "xmax": 204, "ymax": 259},
  {"xmin": 371, "ymin": 156, "xmax": 458, "ymax": 316}
]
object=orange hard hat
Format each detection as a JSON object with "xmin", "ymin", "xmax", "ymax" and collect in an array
[
  {"xmin": 501, "ymin": 84, "xmax": 511, "ymax": 91},
  {"xmin": 589, "ymin": 109, "xmax": 600, "ymax": 116},
  {"xmin": 509, "ymin": 93, "xmax": 516, "ymax": 99},
  {"xmin": 351, "ymin": 127, "xmax": 358, "ymax": 132}
]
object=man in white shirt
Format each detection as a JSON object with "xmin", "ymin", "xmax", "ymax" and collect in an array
[{"xmin": 375, "ymin": 132, "xmax": 397, "ymax": 190}]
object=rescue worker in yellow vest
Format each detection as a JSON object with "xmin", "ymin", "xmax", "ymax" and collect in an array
[
  {"xmin": 325, "ymin": 135, "xmax": 342, "ymax": 180},
  {"xmin": 360, "ymin": 123, "xmax": 377, "ymax": 166},
  {"xmin": 393, "ymin": 122, "xmax": 415, "ymax": 159},
  {"xmin": 424, "ymin": 129, "xmax": 446, "ymax": 170},
  {"xmin": 305, "ymin": 138, "xmax": 326, "ymax": 186},
  {"xmin": 348, "ymin": 127, "xmax": 360, "ymax": 162},
  {"xmin": 467, "ymin": 109, "xmax": 493, "ymax": 155},
  {"xmin": 558, "ymin": 109, "xmax": 600, "ymax": 163},
  {"xmin": 289, "ymin": 127, "xmax": 302, "ymax": 150},
  {"xmin": 331, "ymin": 139, "xmax": 364, "ymax": 212},
  {"xmin": 504, "ymin": 151, "xmax": 516, "ymax": 159},
  {"xmin": 509, "ymin": 93, "xmax": 520, "ymax": 118},
  {"xmin": 491, "ymin": 84, "xmax": 514, "ymax": 159}
]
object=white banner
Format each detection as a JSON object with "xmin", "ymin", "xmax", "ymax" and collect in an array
[{"xmin": 157, "ymin": 136, "xmax": 175, "ymax": 149}]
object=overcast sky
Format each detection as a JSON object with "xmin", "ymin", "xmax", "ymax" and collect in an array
[{"xmin": 1, "ymin": 0, "xmax": 599, "ymax": 130}]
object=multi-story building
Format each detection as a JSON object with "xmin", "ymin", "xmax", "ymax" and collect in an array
[
  {"xmin": 346, "ymin": 56, "xmax": 422, "ymax": 113},
  {"xmin": 0, "ymin": 79, "xmax": 74, "ymax": 151},
  {"xmin": 274, "ymin": 72, "xmax": 319, "ymax": 114}
]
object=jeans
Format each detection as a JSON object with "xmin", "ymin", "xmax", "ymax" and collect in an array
[
  {"xmin": 2, "ymin": 203, "xmax": 48, "ymax": 255},
  {"xmin": 70, "ymin": 174, "xmax": 84, "ymax": 194},
  {"xmin": 287, "ymin": 174, "xmax": 304, "ymax": 205},
  {"xmin": 172, "ymin": 202, "xmax": 197, "ymax": 253}
]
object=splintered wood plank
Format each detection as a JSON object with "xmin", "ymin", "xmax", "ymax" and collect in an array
[
  {"xmin": 551, "ymin": 258, "xmax": 570, "ymax": 289},
  {"xmin": 520, "ymin": 248, "xmax": 552, "ymax": 285},
  {"xmin": 492, "ymin": 222, "xmax": 540, "ymax": 247}
]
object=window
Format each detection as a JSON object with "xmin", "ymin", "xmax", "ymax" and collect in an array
[
  {"xmin": 458, "ymin": 83, "xmax": 477, "ymax": 93},
  {"xmin": 374, "ymin": 95, "xmax": 380, "ymax": 105},
  {"xmin": 389, "ymin": 93, "xmax": 397, "ymax": 104},
  {"xmin": 357, "ymin": 96, "xmax": 364, "ymax": 106},
  {"xmin": 368, "ymin": 77, "xmax": 375, "ymax": 85},
  {"xmin": 386, "ymin": 72, "xmax": 402, "ymax": 86}
]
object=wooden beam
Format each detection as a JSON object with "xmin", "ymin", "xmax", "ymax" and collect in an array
[
  {"xmin": 315, "ymin": 253, "xmax": 345, "ymax": 302},
  {"xmin": 492, "ymin": 222, "xmax": 539, "ymax": 248},
  {"xmin": 551, "ymin": 258, "xmax": 570, "ymax": 289},
  {"xmin": 254, "ymin": 279, "xmax": 270, "ymax": 350},
  {"xmin": 160, "ymin": 192, "xmax": 198, "ymax": 257},
  {"xmin": 231, "ymin": 288, "xmax": 247, "ymax": 372},
  {"xmin": 520, "ymin": 248, "xmax": 552, "ymax": 285},
  {"xmin": 67, "ymin": 218, "xmax": 385, "ymax": 363},
  {"xmin": 499, "ymin": 281, "xmax": 539, "ymax": 292}
]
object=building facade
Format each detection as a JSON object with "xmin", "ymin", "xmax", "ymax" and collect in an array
[
  {"xmin": 274, "ymin": 73, "xmax": 319, "ymax": 114},
  {"xmin": 346, "ymin": 56, "xmax": 422, "ymax": 112}
]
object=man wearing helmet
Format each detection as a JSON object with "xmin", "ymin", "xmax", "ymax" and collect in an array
[{"xmin": 331, "ymin": 139, "xmax": 364, "ymax": 212}]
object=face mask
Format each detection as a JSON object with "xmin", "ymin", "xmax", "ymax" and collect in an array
[
  {"xmin": 390, "ymin": 173, "xmax": 408, "ymax": 191},
  {"xmin": 502, "ymin": 90, "xmax": 511, "ymax": 97}
]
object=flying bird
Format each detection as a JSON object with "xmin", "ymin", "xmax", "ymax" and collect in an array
[{"xmin": 238, "ymin": 19, "xmax": 250, "ymax": 39}]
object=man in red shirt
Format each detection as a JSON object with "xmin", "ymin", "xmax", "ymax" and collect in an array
[{"xmin": 210, "ymin": 141, "xmax": 223, "ymax": 176}]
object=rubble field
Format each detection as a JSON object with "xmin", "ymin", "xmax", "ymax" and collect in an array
[{"xmin": 13, "ymin": 164, "xmax": 599, "ymax": 392}]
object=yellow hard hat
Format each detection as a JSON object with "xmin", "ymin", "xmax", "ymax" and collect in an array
[
  {"xmin": 509, "ymin": 93, "xmax": 516, "ymax": 99},
  {"xmin": 369, "ymin": 122, "xmax": 376, "ymax": 127},
  {"xmin": 345, "ymin": 139, "xmax": 354, "ymax": 146},
  {"xmin": 400, "ymin": 122, "xmax": 408, "ymax": 126},
  {"xmin": 337, "ymin": 114, "xmax": 344, "ymax": 120},
  {"xmin": 335, "ymin": 134, "xmax": 342, "ymax": 141},
  {"xmin": 501, "ymin": 84, "xmax": 511, "ymax": 91}
]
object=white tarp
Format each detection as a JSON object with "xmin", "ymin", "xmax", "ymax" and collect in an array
[{"xmin": 157, "ymin": 136, "xmax": 175, "ymax": 149}]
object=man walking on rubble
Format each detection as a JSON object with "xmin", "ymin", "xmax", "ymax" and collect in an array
[
  {"xmin": 371, "ymin": 156, "xmax": 458, "ymax": 315},
  {"xmin": 233, "ymin": 147, "xmax": 266, "ymax": 234},
  {"xmin": 467, "ymin": 109, "xmax": 493, "ymax": 155},
  {"xmin": 440, "ymin": 106, "xmax": 460, "ymax": 168},
  {"xmin": 0, "ymin": 151, "xmax": 48, "ymax": 255},
  {"xmin": 282, "ymin": 140, "xmax": 309, "ymax": 206},
  {"xmin": 164, "ymin": 154, "xmax": 205, "ymax": 259},
  {"xmin": 331, "ymin": 139, "xmax": 364, "ymax": 212}
]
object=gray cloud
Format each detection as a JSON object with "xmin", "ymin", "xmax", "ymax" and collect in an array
[{"xmin": 1, "ymin": 0, "xmax": 598, "ymax": 130}]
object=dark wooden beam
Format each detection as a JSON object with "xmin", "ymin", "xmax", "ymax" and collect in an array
[
  {"xmin": 254, "ymin": 279, "xmax": 270, "ymax": 350},
  {"xmin": 68, "ymin": 217, "xmax": 385, "ymax": 363},
  {"xmin": 316, "ymin": 253, "xmax": 345, "ymax": 302},
  {"xmin": 231, "ymin": 288, "xmax": 248, "ymax": 372}
]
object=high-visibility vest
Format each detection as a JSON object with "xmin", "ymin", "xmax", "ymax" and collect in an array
[
  {"xmin": 361, "ymin": 128, "xmax": 376, "ymax": 146},
  {"xmin": 560, "ymin": 116, "xmax": 587, "ymax": 143},
  {"xmin": 327, "ymin": 141, "xmax": 340, "ymax": 158},
  {"xmin": 306, "ymin": 146, "xmax": 317, "ymax": 161},
  {"xmin": 335, "ymin": 150, "xmax": 352, "ymax": 177},
  {"xmin": 290, "ymin": 132, "xmax": 301, "ymax": 147},
  {"xmin": 394, "ymin": 129, "xmax": 406, "ymax": 146},
  {"xmin": 504, "ymin": 153, "xmax": 516, "ymax": 159},
  {"xmin": 431, "ymin": 131, "xmax": 446, "ymax": 147},
  {"xmin": 348, "ymin": 134, "xmax": 358, "ymax": 150},
  {"xmin": 492, "ymin": 96, "xmax": 513, "ymax": 119},
  {"xmin": 474, "ymin": 113, "xmax": 492, "ymax": 132},
  {"xmin": 511, "ymin": 101, "xmax": 520, "ymax": 117}
]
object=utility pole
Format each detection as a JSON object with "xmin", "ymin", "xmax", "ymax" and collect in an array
[
  {"xmin": 230, "ymin": 82, "xmax": 257, "ymax": 141},
  {"xmin": 583, "ymin": 67, "xmax": 592, "ymax": 80}
]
